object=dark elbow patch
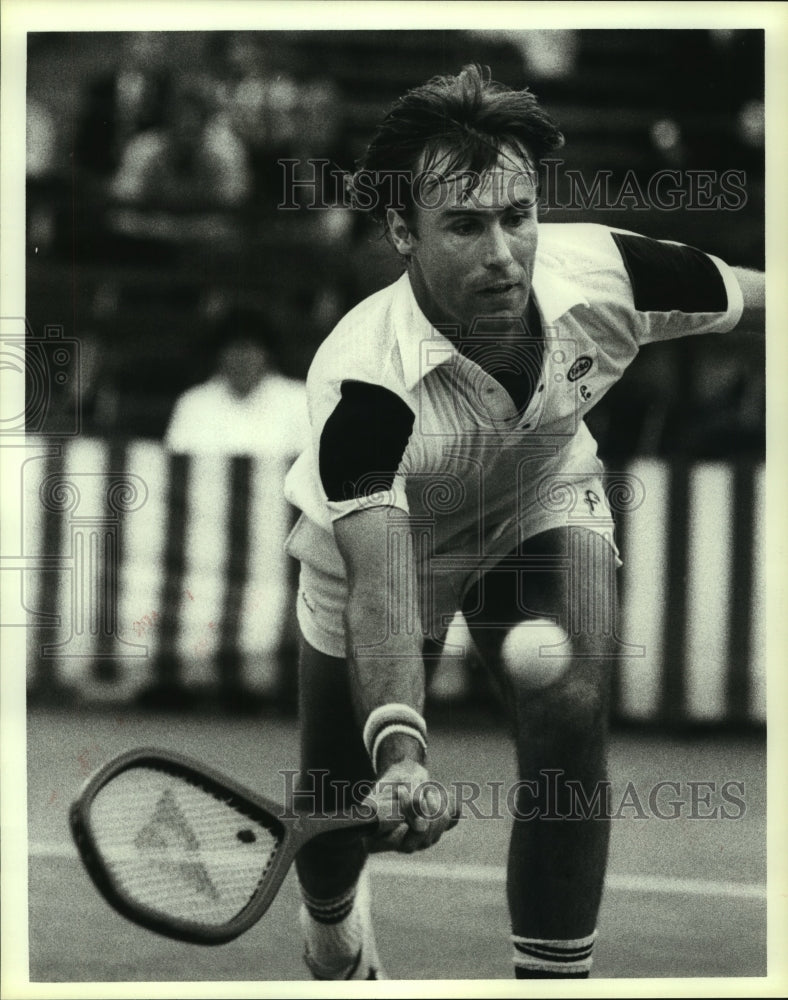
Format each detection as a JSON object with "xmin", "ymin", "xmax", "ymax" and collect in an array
[
  {"xmin": 611, "ymin": 232, "xmax": 728, "ymax": 314},
  {"xmin": 319, "ymin": 381, "xmax": 415, "ymax": 502}
]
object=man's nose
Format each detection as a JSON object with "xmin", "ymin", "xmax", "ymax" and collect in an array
[{"xmin": 482, "ymin": 223, "xmax": 515, "ymax": 268}]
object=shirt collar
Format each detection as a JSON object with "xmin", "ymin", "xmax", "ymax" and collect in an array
[
  {"xmin": 394, "ymin": 273, "xmax": 457, "ymax": 390},
  {"xmin": 394, "ymin": 244, "xmax": 589, "ymax": 390},
  {"xmin": 531, "ymin": 249, "xmax": 589, "ymax": 326}
]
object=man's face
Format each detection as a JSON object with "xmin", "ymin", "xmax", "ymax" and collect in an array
[
  {"xmin": 395, "ymin": 150, "xmax": 539, "ymax": 334},
  {"xmin": 218, "ymin": 340, "xmax": 269, "ymax": 398}
]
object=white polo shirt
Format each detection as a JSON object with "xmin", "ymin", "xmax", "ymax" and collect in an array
[
  {"xmin": 166, "ymin": 373, "xmax": 308, "ymax": 457},
  {"xmin": 283, "ymin": 222, "xmax": 743, "ymax": 639}
]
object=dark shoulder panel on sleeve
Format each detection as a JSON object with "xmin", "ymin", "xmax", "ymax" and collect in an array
[
  {"xmin": 319, "ymin": 380, "xmax": 415, "ymax": 502},
  {"xmin": 611, "ymin": 232, "xmax": 728, "ymax": 314}
]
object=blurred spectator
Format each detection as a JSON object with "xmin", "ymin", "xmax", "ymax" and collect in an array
[
  {"xmin": 479, "ymin": 29, "xmax": 578, "ymax": 79},
  {"xmin": 27, "ymin": 97, "xmax": 58, "ymax": 179},
  {"xmin": 212, "ymin": 33, "xmax": 300, "ymax": 208},
  {"xmin": 649, "ymin": 118, "xmax": 688, "ymax": 170},
  {"xmin": 109, "ymin": 74, "xmax": 251, "ymax": 243},
  {"xmin": 75, "ymin": 32, "xmax": 171, "ymax": 180},
  {"xmin": 27, "ymin": 97, "xmax": 61, "ymax": 255},
  {"xmin": 165, "ymin": 306, "xmax": 308, "ymax": 457},
  {"xmin": 737, "ymin": 99, "xmax": 764, "ymax": 149},
  {"xmin": 111, "ymin": 75, "xmax": 250, "ymax": 207},
  {"xmin": 287, "ymin": 77, "xmax": 353, "ymax": 243}
]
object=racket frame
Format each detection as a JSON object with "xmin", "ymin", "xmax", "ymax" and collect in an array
[{"xmin": 69, "ymin": 747, "xmax": 376, "ymax": 945}]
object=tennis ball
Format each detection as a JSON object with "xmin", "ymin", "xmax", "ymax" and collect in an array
[{"xmin": 500, "ymin": 619, "xmax": 573, "ymax": 690}]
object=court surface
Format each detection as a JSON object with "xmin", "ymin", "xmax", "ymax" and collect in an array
[{"xmin": 23, "ymin": 706, "xmax": 767, "ymax": 983}]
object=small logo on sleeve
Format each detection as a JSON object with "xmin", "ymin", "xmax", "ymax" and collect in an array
[
  {"xmin": 584, "ymin": 489, "xmax": 600, "ymax": 514},
  {"xmin": 567, "ymin": 356, "xmax": 593, "ymax": 382}
]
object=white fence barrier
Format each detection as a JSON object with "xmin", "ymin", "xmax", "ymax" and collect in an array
[{"xmin": 17, "ymin": 440, "xmax": 765, "ymax": 725}]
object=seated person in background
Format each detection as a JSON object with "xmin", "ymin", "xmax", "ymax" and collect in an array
[
  {"xmin": 27, "ymin": 97, "xmax": 59, "ymax": 180},
  {"xmin": 211, "ymin": 32, "xmax": 300, "ymax": 207},
  {"xmin": 165, "ymin": 305, "xmax": 308, "ymax": 458},
  {"xmin": 110, "ymin": 74, "xmax": 251, "ymax": 241},
  {"xmin": 75, "ymin": 31, "xmax": 171, "ymax": 181}
]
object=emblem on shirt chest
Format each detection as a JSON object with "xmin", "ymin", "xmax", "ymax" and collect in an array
[{"xmin": 567, "ymin": 355, "xmax": 593, "ymax": 382}]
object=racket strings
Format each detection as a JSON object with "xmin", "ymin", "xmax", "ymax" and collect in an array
[{"xmin": 90, "ymin": 767, "xmax": 282, "ymax": 926}]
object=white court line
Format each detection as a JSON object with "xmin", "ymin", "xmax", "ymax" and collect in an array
[
  {"xmin": 30, "ymin": 842, "xmax": 766, "ymax": 900},
  {"xmin": 369, "ymin": 859, "xmax": 766, "ymax": 899}
]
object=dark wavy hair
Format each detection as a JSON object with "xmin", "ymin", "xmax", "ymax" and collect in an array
[
  {"xmin": 206, "ymin": 304, "xmax": 276, "ymax": 358},
  {"xmin": 347, "ymin": 63, "xmax": 564, "ymax": 227}
]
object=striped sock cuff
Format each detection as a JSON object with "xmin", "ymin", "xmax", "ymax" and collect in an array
[
  {"xmin": 301, "ymin": 883, "xmax": 357, "ymax": 925},
  {"xmin": 512, "ymin": 931, "xmax": 597, "ymax": 976}
]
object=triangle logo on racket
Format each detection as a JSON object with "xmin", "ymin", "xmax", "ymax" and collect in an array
[{"xmin": 134, "ymin": 788, "xmax": 220, "ymax": 901}]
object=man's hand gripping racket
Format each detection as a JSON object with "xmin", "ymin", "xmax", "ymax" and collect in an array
[{"xmin": 69, "ymin": 748, "xmax": 458, "ymax": 945}]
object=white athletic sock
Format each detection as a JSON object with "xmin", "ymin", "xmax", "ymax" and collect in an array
[
  {"xmin": 299, "ymin": 880, "xmax": 362, "ymax": 973},
  {"xmin": 512, "ymin": 930, "xmax": 597, "ymax": 977}
]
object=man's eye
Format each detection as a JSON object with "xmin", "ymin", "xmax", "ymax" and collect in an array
[
  {"xmin": 507, "ymin": 213, "xmax": 531, "ymax": 227},
  {"xmin": 452, "ymin": 221, "xmax": 477, "ymax": 235}
]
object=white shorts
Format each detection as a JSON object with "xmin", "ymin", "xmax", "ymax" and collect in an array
[{"xmin": 285, "ymin": 475, "xmax": 620, "ymax": 661}]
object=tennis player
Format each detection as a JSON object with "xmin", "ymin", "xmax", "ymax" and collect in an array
[{"xmin": 282, "ymin": 64, "xmax": 765, "ymax": 979}]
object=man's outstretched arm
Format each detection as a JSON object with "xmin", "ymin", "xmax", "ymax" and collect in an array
[
  {"xmin": 333, "ymin": 505, "xmax": 454, "ymax": 851},
  {"xmin": 731, "ymin": 266, "xmax": 765, "ymax": 333},
  {"xmin": 334, "ymin": 506, "xmax": 427, "ymax": 770}
]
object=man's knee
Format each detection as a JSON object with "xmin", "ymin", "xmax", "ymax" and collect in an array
[{"xmin": 509, "ymin": 647, "xmax": 612, "ymax": 737}]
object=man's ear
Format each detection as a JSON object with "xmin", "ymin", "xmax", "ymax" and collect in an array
[{"xmin": 387, "ymin": 208, "xmax": 416, "ymax": 258}]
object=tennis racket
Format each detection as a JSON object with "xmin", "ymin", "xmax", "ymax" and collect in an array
[{"xmin": 69, "ymin": 747, "xmax": 386, "ymax": 945}]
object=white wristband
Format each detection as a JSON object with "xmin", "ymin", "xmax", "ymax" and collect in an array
[
  {"xmin": 370, "ymin": 724, "xmax": 428, "ymax": 774},
  {"xmin": 363, "ymin": 703, "xmax": 428, "ymax": 772}
]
